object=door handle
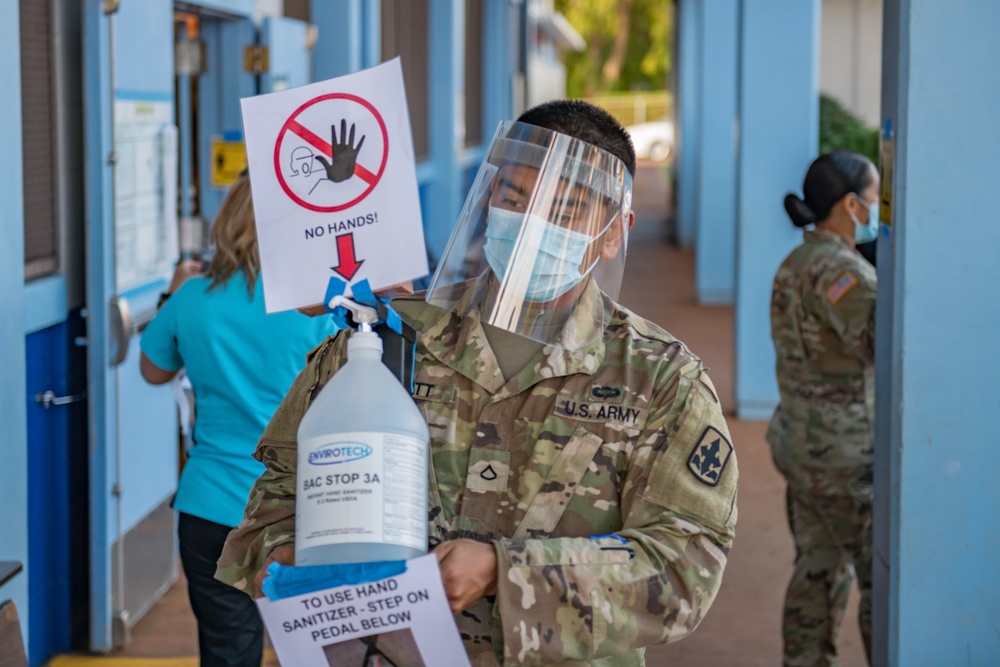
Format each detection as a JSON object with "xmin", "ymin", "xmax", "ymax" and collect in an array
[
  {"xmin": 35, "ymin": 390, "xmax": 88, "ymax": 409},
  {"xmin": 108, "ymin": 295, "xmax": 132, "ymax": 367}
]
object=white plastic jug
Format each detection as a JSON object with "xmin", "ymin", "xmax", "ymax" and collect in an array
[{"xmin": 295, "ymin": 307, "xmax": 429, "ymax": 566}]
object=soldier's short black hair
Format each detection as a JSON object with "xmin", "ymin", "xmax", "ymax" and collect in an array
[{"xmin": 517, "ymin": 100, "xmax": 637, "ymax": 177}]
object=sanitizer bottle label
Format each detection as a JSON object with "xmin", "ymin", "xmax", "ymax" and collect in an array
[{"xmin": 297, "ymin": 431, "xmax": 426, "ymax": 551}]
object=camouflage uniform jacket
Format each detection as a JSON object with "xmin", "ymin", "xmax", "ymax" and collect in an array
[
  {"xmin": 766, "ymin": 228, "xmax": 877, "ymax": 470},
  {"xmin": 217, "ymin": 284, "xmax": 738, "ymax": 666}
]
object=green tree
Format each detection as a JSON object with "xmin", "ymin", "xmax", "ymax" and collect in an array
[
  {"xmin": 556, "ymin": 0, "xmax": 672, "ymax": 97},
  {"xmin": 819, "ymin": 94, "xmax": 879, "ymax": 162}
]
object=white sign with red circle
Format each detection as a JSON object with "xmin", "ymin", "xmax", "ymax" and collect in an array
[{"xmin": 241, "ymin": 59, "xmax": 427, "ymax": 313}]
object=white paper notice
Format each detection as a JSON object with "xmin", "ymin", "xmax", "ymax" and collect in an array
[
  {"xmin": 256, "ymin": 554, "xmax": 471, "ymax": 667},
  {"xmin": 241, "ymin": 58, "xmax": 428, "ymax": 312}
]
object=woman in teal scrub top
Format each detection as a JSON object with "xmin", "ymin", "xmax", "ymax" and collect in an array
[{"xmin": 140, "ymin": 173, "xmax": 336, "ymax": 667}]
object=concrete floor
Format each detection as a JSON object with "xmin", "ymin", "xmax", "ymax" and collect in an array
[{"xmin": 48, "ymin": 163, "xmax": 867, "ymax": 666}]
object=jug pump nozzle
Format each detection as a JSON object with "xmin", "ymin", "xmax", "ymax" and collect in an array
[{"xmin": 327, "ymin": 295, "xmax": 379, "ymax": 333}]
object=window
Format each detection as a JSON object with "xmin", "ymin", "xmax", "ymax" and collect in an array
[
  {"xmin": 381, "ymin": 0, "xmax": 429, "ymax": 160},
  {"xmin": 20, "ymin": 0, "xmax": 58, "ymax": 279}
]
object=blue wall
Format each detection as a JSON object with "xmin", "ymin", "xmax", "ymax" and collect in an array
[
  {"xmin": 313, "ymin": 1, "xmax": 362, "ymax": 77},
  {"xmin": 423, "ymin": 0, "xmax": 465, "ymax": 263},
  {"xmin": 0, "ymin": 0, "xmax": 29, "ymax": 647},
  {"xmin": 733, "ymin": 0, "xmax": 819, "ymax": 419},
  {"xmin": 673, "ymin": 0, "xmax": 700, "ymax": 249},
  {"xmin": 115, "ymin": 0, "xmax": 173, "ymax": 98},
  {"xmin": 694, "ymin": 0, "xmax": 738, "ymax": 305},
  {"xmin": 876, "ymin": 1, "xmax": 1000, "ymax": 664},
  {"xmin": 186, "ymin": 0, "xmax": 253, "ymax": 17}
]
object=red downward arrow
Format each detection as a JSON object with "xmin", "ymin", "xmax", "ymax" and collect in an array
[{"xmin": 332, "ymin": 233, "xmax": 364, "ymax": 281}]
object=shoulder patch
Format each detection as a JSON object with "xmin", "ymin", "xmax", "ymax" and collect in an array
[
  {"xmin": 826, "ymin": 271, "xmax": 859, "ymax": 304},
  {"xmin": 687, "ymin": 426, "xmax": 733, "ymax": 486}
]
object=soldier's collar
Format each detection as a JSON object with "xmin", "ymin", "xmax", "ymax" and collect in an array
[
  {"xmin": 407, "ymin": 279, "xmax": 607, "ymax": 390},
  {"xmin": 805, "ymin": 227, "xmax": 854, "ymax": 249}
]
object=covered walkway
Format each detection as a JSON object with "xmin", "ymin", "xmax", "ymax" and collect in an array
[{"xmin": 48, "ymin": 165, "xmax": 866, "ymax": 667}]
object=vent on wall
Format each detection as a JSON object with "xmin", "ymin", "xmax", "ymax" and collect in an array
[{"xmin": 20, "ymin": 0, "xmax": 59, "ymax": 280}]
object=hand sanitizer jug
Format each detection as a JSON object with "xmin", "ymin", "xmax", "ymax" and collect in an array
[{"xmin": 295, "ymin": 302, "xmax": 429, "ymax": 566}]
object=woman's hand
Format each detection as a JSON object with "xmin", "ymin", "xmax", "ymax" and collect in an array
[
  {"xmin": 254, "ymin": 545, "xmax": 295, "ymax": 599},
  {"xmin": 168, "ymin": 259, "xmax": 203, "ymax": 294},
  {"xmin": 434, "ymin": 539, "xmax": 498, "ymax": 613}
]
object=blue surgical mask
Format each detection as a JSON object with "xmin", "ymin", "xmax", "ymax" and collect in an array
[
  {"xmin": 483, "ymin": 206, "xmax": 596, "ymax": 303},
  {"xmin": 852, "ymin": 196, "xmax": 880, "ymax": 244}
]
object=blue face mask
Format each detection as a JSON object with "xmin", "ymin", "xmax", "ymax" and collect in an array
[
  {"xmin": 852, "ymin": 196, "xmax": 880, "ymax": 244},
  {"xmin": 483, "ymin": 206, "xmax": 596, "ymax": 303}
]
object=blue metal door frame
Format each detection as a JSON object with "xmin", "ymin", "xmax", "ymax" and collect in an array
[
  {"xmin": 82, "ymin": 1, "xmax": 118, "ymax": 648},
  {"xmin": 0, "ymin": 0, "xmax": 29, "ymax": 654}
]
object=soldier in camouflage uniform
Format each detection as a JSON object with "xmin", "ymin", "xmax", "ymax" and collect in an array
[
  {"xmin": 217, "ymin": 101, "xmax": 738, "ymax": 666},
  {"xmin": 767, "ymin": 151, "xmax": 879, "ymax": 667}
]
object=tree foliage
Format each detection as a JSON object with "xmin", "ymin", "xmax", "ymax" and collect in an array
[
  {"xmin": 555, "ymin": 0, "xmax": 672, "ymax": 97},
  {"xmin": 819, "ymin": 94, "xmax": 879, "ymax": 163}
]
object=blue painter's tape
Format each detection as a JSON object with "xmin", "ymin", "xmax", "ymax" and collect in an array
[
  {"xmin": 322, "ymin": 276, "xmax": 403, "ymax": 333},
  {"xmin": 325, "ymin": 276, "xmax": 348, "ymax": 306},
  {"xmin": 352, "ymin": 279, "xmax": 376, "ymax": 306},
  {"xmin": 263, "ymin": 560, "xmax": 408, "ymax": 601}
]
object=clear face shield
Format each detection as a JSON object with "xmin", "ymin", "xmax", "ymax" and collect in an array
[{"xmin": 425, "ymin": 121, "xmax": 633, "ymax": 349}]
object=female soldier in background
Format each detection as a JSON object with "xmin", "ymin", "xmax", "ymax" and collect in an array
[
  {"xmin": 140, "ymin": 173, "xmax": 337, "ymax": 666},
  {"xmin": 768, "ymin": 151, "xmax": 879, "ymax": 667}
]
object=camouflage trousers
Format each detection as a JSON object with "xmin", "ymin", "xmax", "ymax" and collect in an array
[{"xmin": 778, "ymin": 463, "xmax": 873, "ymax": 667}]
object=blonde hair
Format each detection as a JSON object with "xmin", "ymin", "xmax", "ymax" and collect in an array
[{"xmin": 203, "ymin": 174, "xmax": 260, "ymax": 295}]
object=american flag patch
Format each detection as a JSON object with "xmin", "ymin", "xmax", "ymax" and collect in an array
[{"xmin": 826, "ymin": 272, "xmax": 858, "ymax": 304}]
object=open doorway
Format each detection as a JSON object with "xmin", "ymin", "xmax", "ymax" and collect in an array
[{"xmin": 550, "ymin": 0, "xmax": 676, "ymax": 241}]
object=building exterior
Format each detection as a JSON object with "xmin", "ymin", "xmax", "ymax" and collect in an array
[
  {"xmin": 675, "ymin": 1, "xmax": 1000, "ymax": 665},
  {"xmin": 2, "ymin": 0, "xmax": 998, "ymax": 665},
  {"xmin": 820, "ymin": 0, "xmax": 882, "ymax": 128}
]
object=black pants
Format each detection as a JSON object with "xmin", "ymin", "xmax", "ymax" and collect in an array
[{"xmin": 178, "ymin": 512, "xmax": 263, "ymax": 667}]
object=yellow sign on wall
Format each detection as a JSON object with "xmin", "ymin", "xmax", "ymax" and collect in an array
[
  {"xmin": 879, "ymin": 126, "xmax": 895, "ymax": 227},
  {"xmin": 210, "ymin": 138, "xmax": 247, "ymax": 188}
]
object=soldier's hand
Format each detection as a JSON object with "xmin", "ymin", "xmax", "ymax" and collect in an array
[
  {"xmin": 254, "ymin": 545, "xmax": 295, "ymax": 599},
  {"xmin": 434, "ymin": 539, "xmax": 498, "ymax": 613}
]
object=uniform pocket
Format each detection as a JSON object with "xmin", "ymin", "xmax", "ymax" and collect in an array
[{"xmin": 513, "ymin": 426, "xmax": 604, "ymax": 539}]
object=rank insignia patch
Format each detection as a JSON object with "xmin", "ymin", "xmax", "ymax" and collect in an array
[{"xmin": 687, "ymin": 427, "xmax": 733, "ymax": 487}]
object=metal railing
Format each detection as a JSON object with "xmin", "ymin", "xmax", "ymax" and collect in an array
[{"xmin": 579, "ymin": 91, "xmax": 673, "ymax": 128}]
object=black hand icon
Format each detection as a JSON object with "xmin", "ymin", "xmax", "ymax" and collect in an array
[{"xmin": 314, "ymin": 119, "xmax": 366, "ymax": 183}]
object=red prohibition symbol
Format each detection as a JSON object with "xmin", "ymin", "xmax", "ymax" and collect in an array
[{"xmin": 273, "ymin": 93, "xmax": 390, "ymax": 213}]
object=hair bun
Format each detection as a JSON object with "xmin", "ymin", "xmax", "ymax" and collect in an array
[{"xmin": 783, "ymin": 194, "xmax": 816, "ymax": 228}]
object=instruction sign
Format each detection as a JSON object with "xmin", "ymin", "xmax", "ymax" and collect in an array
[
  {"xmin": 257, "ymin": 554, "xmax": 470, "ymax": 667},
  {"xmin": 241, "ymin": 58, "xmax": 427, "ymax": 312},
  {"xmin": 879, "ymin": 120, "xmax": 895, "ymax": 228},
  {"xmin": 210, "ymin": 137, "xmax": 248, "ymax": 188}
]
